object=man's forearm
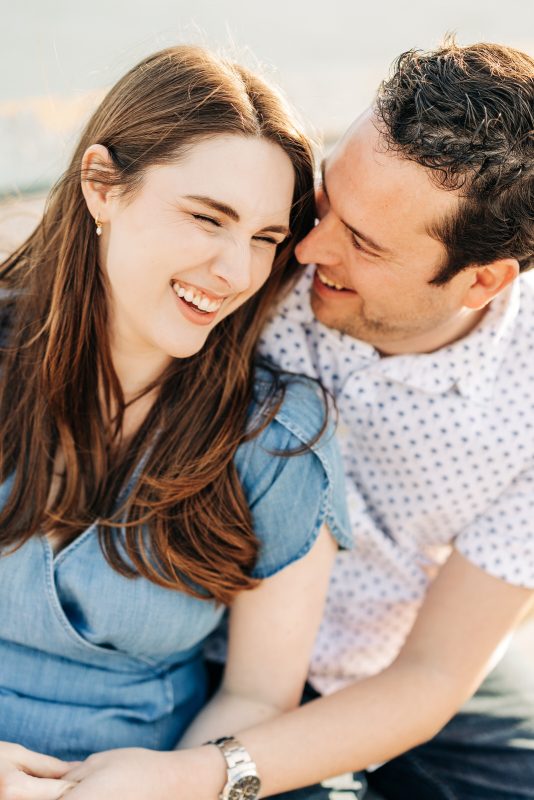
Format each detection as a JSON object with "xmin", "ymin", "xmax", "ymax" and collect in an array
[
  {"xmin": 179, "ymin": 656, "xmax": 467, "ymax": 800},
  {"xmin": 178, "ymin": 686, "xmax": 287, "ymax": 749},
  {"xmin": 236, "ymin": 657, "xmax": 464, "ymax": 798}
]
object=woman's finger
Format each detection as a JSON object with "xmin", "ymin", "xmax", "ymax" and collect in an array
[
  {"xmin": 62, "ymin": 763, "xmax": 92, "ymax": 782},
  {"xmin": 5, "ymin": 773, "xmax": 77, "ymax": 800},
  {"xmin": 0, "ymin": 741, "xmax": 73, "ymax": 779},
  {"xmin": 18, "ymin": 751, "xmax": 74, "ymax": 779}
]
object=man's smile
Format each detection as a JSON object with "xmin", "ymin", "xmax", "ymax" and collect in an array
[{"xmin": 314, "ymin": 267, "xmax": 356, "ymax": 296}]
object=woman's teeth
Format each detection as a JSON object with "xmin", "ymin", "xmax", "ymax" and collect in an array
[
  {"xmin": 172, "ymin": 282, "xmax": 223, "ymax": 313},
  {"xmin": 317, "ymin": 270, "xmax": 346, "ymax": 291}
]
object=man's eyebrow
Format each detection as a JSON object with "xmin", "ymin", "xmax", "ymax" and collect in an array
[
  {"xmin": 184, "ymin": 194, "xmax": 290, "ymax": 236},
  {"xmin": 320, "ymin": 160, "xmax": 392, "ymax": 256}
]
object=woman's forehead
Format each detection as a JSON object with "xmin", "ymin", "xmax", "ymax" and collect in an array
[{"xmin": 143, "ymin": 134, "xmax": 295, "ymax": 225}]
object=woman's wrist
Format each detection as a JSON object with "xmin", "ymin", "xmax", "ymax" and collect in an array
[{"xmin": 165, "ymin": 745, "xmax": 226, "ymax": 799}]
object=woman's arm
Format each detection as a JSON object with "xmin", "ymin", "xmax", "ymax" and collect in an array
[
  {"xmin": 61, "ymin": 523, "xmax": 338, "ymax": 800},
  {"xmin": 179, "ymin": 522, "xmax": 337, "ymax": 745}
]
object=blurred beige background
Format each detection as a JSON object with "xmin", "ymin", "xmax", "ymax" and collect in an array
[{"xmin": 2, "ymin": 0, "xmax": 534, "ymax": 196}]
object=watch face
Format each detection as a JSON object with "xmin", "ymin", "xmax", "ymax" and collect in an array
[{"xmin": 229, "ymin": 775, "xmax": 261, "ymax": 800}]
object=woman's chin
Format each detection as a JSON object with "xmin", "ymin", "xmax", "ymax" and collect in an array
[{"xmin": 165, "ymin": 336, "xmax": 209, "ymax": 360}]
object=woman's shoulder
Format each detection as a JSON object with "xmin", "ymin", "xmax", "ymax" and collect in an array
[
  {"xmin": 248, "ymin": 363, "xmax": 330, "ymax": 447},
  {"xmin": 234, "ymin": 364, "xmax": 352, "ymax": 578}
]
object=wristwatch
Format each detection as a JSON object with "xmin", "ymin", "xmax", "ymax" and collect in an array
[{"xmin": 207, "ymin": 736, "xmax": 262, "ymax": 800}]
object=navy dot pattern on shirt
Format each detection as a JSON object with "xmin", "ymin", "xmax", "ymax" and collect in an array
[{"xmin": 259, "ymin": 265, "xmax": 534, "ymax": 693}]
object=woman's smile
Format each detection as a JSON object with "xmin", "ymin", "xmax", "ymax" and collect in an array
[
  {"xmin": 171, "ymin": 279, "xmax": 226, "ymax": 312},
  {"xmin": 170, "ymin": 280, "xmax": 225, "ymax": 326}
]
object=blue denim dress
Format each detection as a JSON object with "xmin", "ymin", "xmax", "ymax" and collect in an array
[{"xmin": 0, "ymin": 373, "xmax": 350, "ymax": 760}]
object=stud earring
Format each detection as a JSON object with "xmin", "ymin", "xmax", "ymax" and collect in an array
[{"xmin": 95, "ymin": 216, "xmax": 103, "ymax": 236}]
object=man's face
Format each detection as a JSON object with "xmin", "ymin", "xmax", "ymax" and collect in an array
[{"xmin": 295, "ymin": 111, "xmax": 476, "ymax": 354}]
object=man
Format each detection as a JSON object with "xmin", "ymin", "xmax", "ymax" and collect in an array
[
  {"xmin": 246, "ymin": 40, "xmax": 533, "ymax": 799},
  {"xmin": 187, "ymin": 40, "xmax": 533, "ymax": 800}
]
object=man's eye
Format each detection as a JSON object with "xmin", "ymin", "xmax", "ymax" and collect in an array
[
  {"xmin": 351, "ymin": 233, "xmax": 365, "ymax": 251},
  {"xmin": 192, "ymin": 214, "xmax": 221, "ymax": 227},
  {"xmin": 350, "ymin": 233, "xmax": 375, "ymax": 256}
]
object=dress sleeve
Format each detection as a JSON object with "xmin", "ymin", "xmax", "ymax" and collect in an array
[
  {"xmin": 234, "ymin": 376, "xmax": 352, "ymax": 579},
  {"xmin": 455, "ymin": 464, "xmax": 534, "ymax": 588}
]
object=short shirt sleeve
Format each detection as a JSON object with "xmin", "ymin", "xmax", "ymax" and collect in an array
[
  {"xmin": 234, "ymin": 373, "xmax": 352, "ymax": 579},
  {"xmin": 455, "ymin": 465, "xmax": 534, "ymax": 588}
]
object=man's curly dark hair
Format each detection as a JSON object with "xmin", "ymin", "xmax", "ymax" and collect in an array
[{"xmin": 375, "ymin": 38, "xmax": 534, "ymax": 285}]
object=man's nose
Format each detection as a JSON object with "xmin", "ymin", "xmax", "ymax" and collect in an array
[{"xmin": 295, "ymin": 214, "xmax": 341, "ymax": 266}]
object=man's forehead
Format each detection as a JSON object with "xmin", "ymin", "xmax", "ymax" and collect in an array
[{"xmin": 325, "ymin": 114, "xmax": 459, "ymax": 240}]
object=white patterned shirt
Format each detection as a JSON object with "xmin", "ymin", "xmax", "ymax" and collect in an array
[{"xmin": 259, "ymin": 266, "xmax": 534, "ymax": 694}]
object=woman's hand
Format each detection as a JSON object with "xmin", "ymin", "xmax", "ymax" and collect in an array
[
  {"xmin": 0, "ymin": 741, "xmax": 75, "ymax": 799},
  {"xmin": 63, "ymin": 746, "xmax": 224, "ymax": 800}
]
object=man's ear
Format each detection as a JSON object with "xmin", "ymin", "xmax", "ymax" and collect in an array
[
  {"xmin": 80, "ymin": 144, "xmax": 117, "ymax": 224},
  {"xmin": 463, "ymin": 259, "xmax": 519, "ymax": 310}
]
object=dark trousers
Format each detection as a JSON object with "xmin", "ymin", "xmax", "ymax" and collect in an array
[{"xmin": 266, "ymin": 640, "xmax": 534, "ymax": 800}]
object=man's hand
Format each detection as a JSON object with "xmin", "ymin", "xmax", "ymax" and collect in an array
[{"xmin": 0, "ymin": 741, "xmax": 75, "ymax": 799}]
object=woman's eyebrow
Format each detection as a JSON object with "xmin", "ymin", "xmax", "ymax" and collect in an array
[
  {"xmin": 184, "ymin": 194, "xmax": 240, "ymax": 221},
  {"xmin": 184, "ymin": 194, "xmax": 290, "ymax": 236},
  {"xmin": 260, "ymin": 223, "xmax": 291, "ymax": 236}
]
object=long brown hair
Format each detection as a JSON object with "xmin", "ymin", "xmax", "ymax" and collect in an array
[{"xmin": 0, "ymin": 45, "xmax": 316, "ymax": 604}]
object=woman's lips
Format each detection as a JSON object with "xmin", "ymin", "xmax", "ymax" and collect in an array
[
  {"xmin": 171, "ymin": 284, "xmax": 220, "ymax": 327},
  {"xmin": 171, "ymin": 279, "xmax": 225, "ymax": 311}
]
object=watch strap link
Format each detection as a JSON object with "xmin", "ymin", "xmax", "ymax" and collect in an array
[{"xmin": 212, "ymin": 736, "xmax": 253, "ymax": 770}]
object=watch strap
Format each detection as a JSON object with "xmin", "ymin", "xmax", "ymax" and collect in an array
[
  {"xmin": 209, "ymin": 736, "xmax": 253, "ymax": 770},
  {"xmin": 205, "ymin": 736, "xmax": 261, "ymax": 800}
]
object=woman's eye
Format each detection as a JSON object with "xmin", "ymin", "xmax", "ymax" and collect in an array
[
  {"xmin": 253, "ymin": 235, "xmax": 278, "ymax": 246},
  {"xmin": 192, "ymin": 214, "xmax": 221, "ymax": 227}
]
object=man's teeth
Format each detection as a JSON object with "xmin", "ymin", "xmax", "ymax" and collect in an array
[
  {"xmin": 317, "ymin": 270, "xmax": 346, "ymax": 291},
  {"xmin": 173, "ymin": 283, "xmax": 223, "ymax": 313}
]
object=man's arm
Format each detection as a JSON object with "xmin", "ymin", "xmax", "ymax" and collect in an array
[{"xmin": 221, "ymin": 549, "xmax": 533, "ymax": 797}]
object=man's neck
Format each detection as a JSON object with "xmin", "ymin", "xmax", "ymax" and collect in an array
[{"xmin": 374, "ymin": 306, "xmax": 488, "ymax": 357}]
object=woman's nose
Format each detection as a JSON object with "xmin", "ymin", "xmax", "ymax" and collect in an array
[{"xmin": 211, "ymin": 242, "xmax": 253, "ymax": 294}]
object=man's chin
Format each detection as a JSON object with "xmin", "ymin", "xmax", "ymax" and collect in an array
[
  {"xmin": 311, "ymin": 292, "xmax": 355, "ymax": 333},
  {"xmin": 310, "ymin": 292, "xmax": 332, "ymax": 327},
  {"xmin": 311, "ymin": 293, "xmax": 355, "ymax": 337},
  {"xmin": 311, "ymin": 293, "xmax": 391, "ymax": 346}
]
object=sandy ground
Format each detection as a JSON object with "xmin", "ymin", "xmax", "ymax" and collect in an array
[{"xmin": 1, "ymin": 193, "xmax": 533, "ymax": 667}]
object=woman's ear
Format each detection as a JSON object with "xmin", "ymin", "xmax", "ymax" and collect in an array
[
  {"xmin": 462, "ymin": 258, "xmax": 520, "ymax": 310},
  {"xmin": 80, "ymin": 144, "xmax": 116, "ymax": 224}
]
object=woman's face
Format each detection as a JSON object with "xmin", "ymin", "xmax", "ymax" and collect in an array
[{"xmin": 96, "ymin": 134, "xmax": 294, "ymax": 368}]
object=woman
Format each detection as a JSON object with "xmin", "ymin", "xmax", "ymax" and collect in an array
[{"xmin": 0, "ymin": 46, "xmax": 350, "ymax": 799}]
